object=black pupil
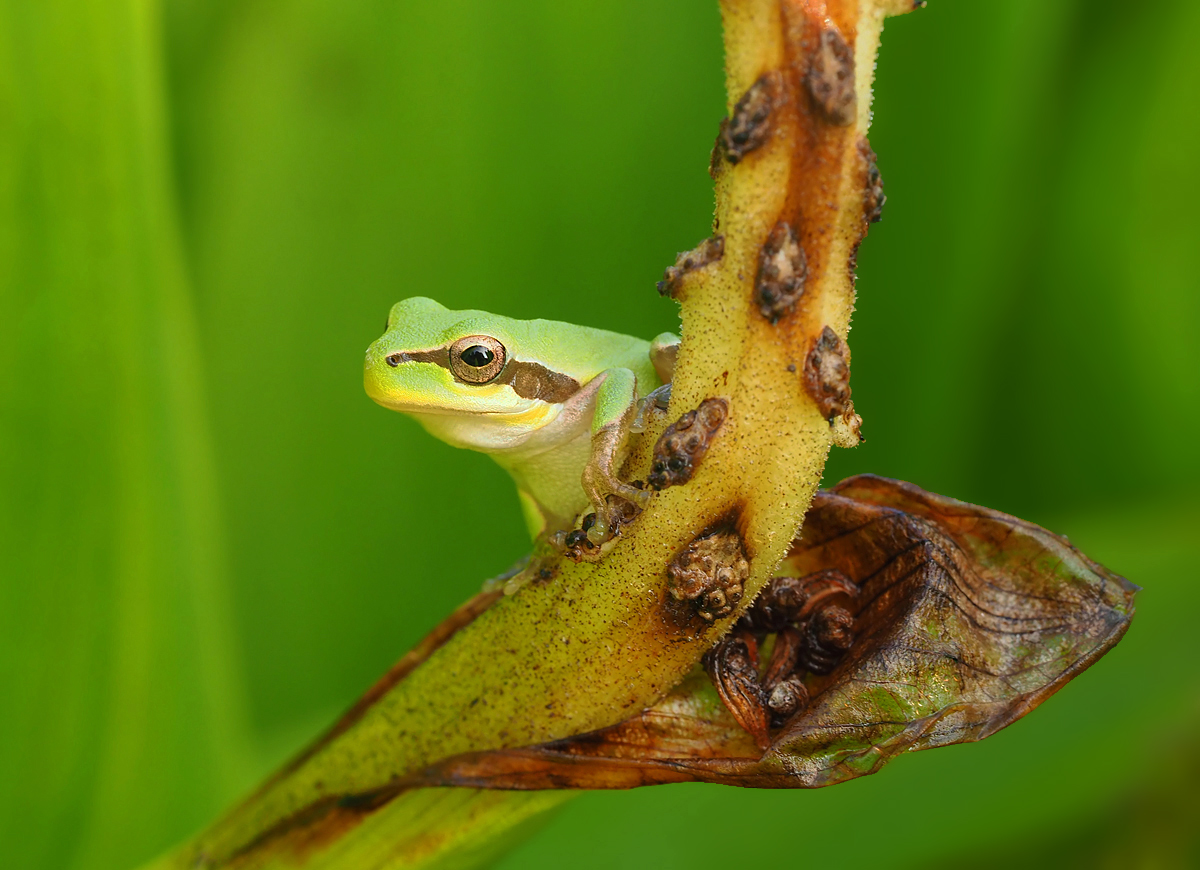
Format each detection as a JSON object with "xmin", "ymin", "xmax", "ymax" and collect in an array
[{"xmin": 461, "ymin": 345, "xmax": 494, "ymax": 367}]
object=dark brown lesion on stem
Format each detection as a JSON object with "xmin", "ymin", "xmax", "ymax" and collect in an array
[
  {"xmin": 648, "ymin": 398, "xmax": 728, "ymax": 490},
  {"xmin": 859, "ymin": 137, "xmax": 885, "ymax": 224},
  {"xmin": 734, "ymin": 0, "xmax": 863, "ymax": 350},
  {"xmin": 805, "ymin": 23, "xmax": 856, "ymax": 126},
  {"xmin": 802, "ymin": 325, "xmax": 852, "ymax": 421},
  {"xmin": 720, "ymin": 71, "xmax": 783, "ymax": 164},
  {"xmin": 755, "ymin": 220, "xmax": 808, "ymax": 323},
  {"xmin": 657, "ymin": 235, "xmax": 726, "ymax": 298},
  {"xmin": 665, "ymin": 519, "xmax": 751, "ymax": 626}
]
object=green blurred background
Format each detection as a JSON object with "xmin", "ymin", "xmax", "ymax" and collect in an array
[{"xmin": 2, "ymin": 0, "xmax": 1198, "ymax": 867}]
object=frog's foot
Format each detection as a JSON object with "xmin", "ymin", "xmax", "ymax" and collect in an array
[
  {"xmin": 561, "ymin": 489, "xmax": 645, "ymax": 562},
  {"xmin": 631, "ymin": 383, "xmax": 672, "ymax": 434},
  {"xmin": 581, "ymin": 468, "xmax": 650, "ymax": 545},
  {"xmin": 580, "ymin": 422, "xmax": 651, "ymax": 545}
]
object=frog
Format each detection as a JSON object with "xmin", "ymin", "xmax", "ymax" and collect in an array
[{"xmin": 364, "ymin": 297, "xmax": 680, "ymax": 544}]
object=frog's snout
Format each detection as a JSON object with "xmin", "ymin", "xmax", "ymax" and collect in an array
[
  {"xmin": 363, "ymin": 340, "xmax": 390, "ymax": 402},
  {"xmin": 363, "ymin": 337, "xmax": 393, "ymax": 371}
]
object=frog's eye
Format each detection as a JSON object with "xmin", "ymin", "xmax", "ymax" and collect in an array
[{"xmin": 449, "ymin": 335, "xmax": 506, "ymax": 384}]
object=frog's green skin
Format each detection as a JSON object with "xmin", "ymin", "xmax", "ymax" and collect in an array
[{"xmin": 365, "ymin": 297, "xmax": 679, "ymax": 542}]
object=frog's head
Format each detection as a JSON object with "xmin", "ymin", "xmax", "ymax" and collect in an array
[{"xmin": 364, "ymin": 297, "xmax": 581, "ymax": 451}]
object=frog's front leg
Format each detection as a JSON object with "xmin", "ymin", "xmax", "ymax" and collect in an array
[{"xmin": 581, "ymin": 368, "xmax": 651, "ymax": 544}]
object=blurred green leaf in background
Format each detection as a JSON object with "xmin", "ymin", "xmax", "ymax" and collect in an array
[
  {"xmin": 2, "ymin": 0, "xmax": 1197, "ymax": 868},
  {"xmin": 0, "ymin": 2, "xmax": 248, "ymax": 868}
]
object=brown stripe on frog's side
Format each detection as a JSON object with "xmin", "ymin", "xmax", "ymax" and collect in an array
[
  {"xmin": 388, "ymin": 346, "xmax": 580, "ymax": 403},
  {"xmin": 495, "ymin": 360, "xmax": 580, "ymax": 404}
]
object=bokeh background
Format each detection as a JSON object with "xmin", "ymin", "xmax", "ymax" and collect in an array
[{"xmin": 3, "ymin": 0, "xmax": 1198, "ymax": 867}]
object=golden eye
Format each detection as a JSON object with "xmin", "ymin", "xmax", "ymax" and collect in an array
[{"xmin": 449, "ymin": 335, "xmax": 506, "ymax": 384}]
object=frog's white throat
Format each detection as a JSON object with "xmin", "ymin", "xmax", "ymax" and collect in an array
[{"xmin": 408, "ymin": 373, "xmax": 605, "ymax": 458}]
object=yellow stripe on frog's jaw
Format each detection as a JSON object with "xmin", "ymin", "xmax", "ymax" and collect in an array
[
  {"xmin": 492, "ymin": 400, "xmax": 563, "ymax": 430},
  {"xmin": 365, "ymin": 366, "xmax": 530, "ymax": 416}
]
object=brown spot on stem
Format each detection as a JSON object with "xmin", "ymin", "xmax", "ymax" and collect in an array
[
  {"xmin": 657, "ymin": 235, "xmax": 725, "ymax": 298},
  {"xmin": 648, "ymin": 398, "xmax": 728, "ymax": 490},
  {"xmin": 666, "ymin": 525, "xmax": 749, "ymax": 623},
  {"xmin": 859, "ymin": 138, "xmax": 885, "ymax": 224},
  {"xmin": 803, "ymin": 326, "xmax": 851, "ymax": 421},
  {"xmin": 708, "ymin": 124, "xmax": 726, "ymax": 180},
  {"xmin": 721, "ymin": 71, "xmax": 781, "ymax": 164},
  {"xmin": 806, "ymin": 25, "xmax": 856, "ymax": 126},
  {"xmin": 756, "ymin": 221, "xmax": 808, "ymax": 323}
]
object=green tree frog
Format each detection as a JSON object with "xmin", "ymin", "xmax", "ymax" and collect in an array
[{"xmin": 364, "ymin": 297, "xmax": 679, "ymax": 543}]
